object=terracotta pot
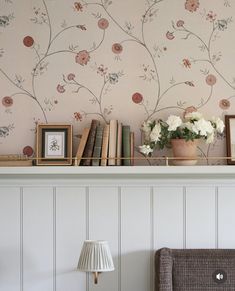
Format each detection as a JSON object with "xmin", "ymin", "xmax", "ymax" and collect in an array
[{"xmin": 171, "ymin": 139, "xmax": 199, "ymax": 166}]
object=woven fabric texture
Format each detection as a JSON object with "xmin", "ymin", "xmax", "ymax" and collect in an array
[{"xmin": 155, "ymin": 248, "xmax": 235, "ymax": 291}]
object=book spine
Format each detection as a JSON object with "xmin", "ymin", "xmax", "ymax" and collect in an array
[
  {"xmin": 82, "ymin": 120, "xmax": 99, "ymax": 166},
  {"xmin": 100, "ymin": 124, "xmax": 110, "ymax": 166},
  {"xmin": 108, "ymin": 120, "xmax": 118, "ymax": 166},
  {"xmin": 116, "ymin": 122, "xmax": 122, "ymax": 166},
  {"xmin": 76, "ymin": 127, "xmax": 90, "ymax": 166},
  {"xmin": 122, "ymin": 125, "xmax": 131, "ymax": 166},
  {"xmin": 92, "ymin": 125, "xmax": 104, "ymax": 166},
  {"xmin": 130, "ymin": 132, "xmax": 135, "ymax": 166}
]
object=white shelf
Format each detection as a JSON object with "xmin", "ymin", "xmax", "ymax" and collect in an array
[{"xmin": 0, "ymin": 165, "xmax": 235, "ymax": 179}]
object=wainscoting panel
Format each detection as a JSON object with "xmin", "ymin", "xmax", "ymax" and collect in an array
[
  {"xmin": 0, "ymin": 187, "xmax": 20, "ymax": 291},
  {"xmin": 23, "ymin": 187, "xmax": 54, "ymax": 291},
  {"xmin": 218, "ymin": 187, "xmax": 235, "ymax": 248},
  {"xmin": 56, "ymin": 187, "xmax": 86, "ymax": 291},
  {"xmin": 1, "ymin": 170, "xmax": 235, "ymax": 291},
  {"xmin": 186, "ymin": 187, "xmax": 216, "ymax": 248},
  {"xmin": 120, "ymin": 187, "xmax": 151, "ymax": 291},
  {"xmin": 154, "ymin": 187, "xmax": 184, "ymax": 249},
  {"xmin": 89, "ymin": 187, "xmax": 119, "ymax": 291}
]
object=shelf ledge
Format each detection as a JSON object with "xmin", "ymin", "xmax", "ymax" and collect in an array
[{"xmin": 0, "ymin": 165, "xmax": 235, "ymax": 179}]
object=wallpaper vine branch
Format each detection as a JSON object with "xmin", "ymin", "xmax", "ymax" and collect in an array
[{"xmin": 0, "ymin": 0, "xmax": 233, "ymax": 163}]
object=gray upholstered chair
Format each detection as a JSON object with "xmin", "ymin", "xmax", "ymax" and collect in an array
[{"xmin": 155, "ymin": 248, "xmax": 235, "ymax": 291}]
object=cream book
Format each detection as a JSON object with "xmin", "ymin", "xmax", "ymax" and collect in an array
[
  {"xmin": 130, "ymin": 131, "xmax": 135, "ymax": 166},
  {"xmin": 75, "ymin": 127, "xmax": 90, "ymax": 166},
  {"xmin": 108, "ymin": 120, "xmax": 117, "ymax": 166},
  {"xmin": 100, "ymin": 124, "xmax": 110, "ymax": 166},
  {"xmin": 116, "ymin": 122, "xmax": 122, "ymax": 166}
]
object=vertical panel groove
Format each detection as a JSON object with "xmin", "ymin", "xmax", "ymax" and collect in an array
[
  {"xmin": 183, "ymin": 187, "xmax": 186, "ymax": 249},
  {"xmin": 86, "ymin": 187, "xmax": 89, "ymax": 291},
  {"xmin": 150, "ymin": 187, "xmax": 154, "ymax": 291},
  {"xmin": 53, "ymin": 187, "xmax": 57, "ymax": 291},
  {"xmin": 20, "ymin": 187, "xmax": 23, "ymax": 291},
  {"xmin": 215, "ymin": 187, "xmax": 219, "ymax": 249},
  {"xmin": 118, "ymin": 187, "xmax": 122, "ymax": 291}
]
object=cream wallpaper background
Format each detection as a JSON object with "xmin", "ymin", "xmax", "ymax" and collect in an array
[{"xmin": 0, "ymin": 0, "xmax": 234, "ymax": 164}]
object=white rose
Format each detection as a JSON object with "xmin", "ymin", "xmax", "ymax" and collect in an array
[
  {"xmin": 211, "ymin": 117, "xmax": 225, "ymax": 134},
  {"xmin": 150, "ymin": 122, "xmax": 161, "ymax": 142},
  {"xmin": 185, "ymin": 111, "xmax": 203, "ymax": 121},
  {"xmin": 193, "ymin": 119, "xmax": 214, "ymax": 136},
  {"xmin": 139, "ymin": 145, "xmax": 153, "ymax": 156},
  {"xmin": 166, "ymin": 115, "xmax": 182, "ymax": 131}
]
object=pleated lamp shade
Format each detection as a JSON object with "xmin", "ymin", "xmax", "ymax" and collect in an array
[{"xmin": 77, "ymin": 240, "xmax": 114, "ymax": 273}]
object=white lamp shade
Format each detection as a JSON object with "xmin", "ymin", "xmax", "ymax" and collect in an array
[{"xmin": 77, "ymin": 240, "xmax": 115, "ymax": 272}]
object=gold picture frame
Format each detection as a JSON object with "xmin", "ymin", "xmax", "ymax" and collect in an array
[
  {"xmin": 225, "ymin": 115, "xmax": 235, "ymax": 165},
  {"xmin": 36, "ymin": 124, "xmax": 73, "ymax": 166}
]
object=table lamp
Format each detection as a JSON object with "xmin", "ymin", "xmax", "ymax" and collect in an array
[{"xmin": 77, "ymin": 240, "xmax": 114, "ymax": 284}]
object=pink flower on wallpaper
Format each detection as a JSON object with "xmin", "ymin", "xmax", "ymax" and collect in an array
[
  {"xmin": 176, "ymin": 20, "xmax": 185, "ymax": 27},
  {"xmin": 67, "ymin": 73, "xmax": 75, "ymax": 81},
  {"xmin": 182, "ymin": 58, "xmax": 191, "ymax": 68},
  {"xmin": 183, "ymin": 106, "xmax": 197, "ymax": 118},
  {"xmin": 206, "ymin": 11, "xmax": 216, "ymax": 22},
  {"xmin": 75, "ymin": 50, "xmax": 90, "ymax": 65},
  {"xmin": 57, "ymin": 84, "xmax": 65, "ymax": 93},
  {"xmin": 74, "ymin": 2, "xmax": 83, "ymax": 12},
  {"xmin": 98, "ymin": 18, "xmax": 109, "ymax": 30},
  {"xmin": 74, "ymin": 112, "xmax": 83, "ymax": 121},
  {"xmin": 132, "ymin": 92, "xmax": 143, "ymax": 104},
  {"xmin": 206, "ymin": 74, "xmax": 217, "ymax": 86},
  {"xmin": 219, "ymin": 99, "xmax": 230, "ymax": 110},
  {"xmin": 112, "ymin": 43, "xmax": 123, "ymax": 54},
  {"xmin": 23, "ymin": 36, "xmax": 34, "ymax": 47},
  {"xmin": 97, "ymin": 64, "xmax": 108, "ymax": 76},
  {"xmin": 166, "ymin": 31, "xmax": 175, "ymax": 40},
  {"xmin": 2, "ymin": 96, "xmax": 13, "ymax": 107},
  {"xmin": 23, "ymin": 146, "xmax": 34, "ymax": 157},
  {"xmin": 185, "ymin": 0, "xmax": 200, "ymax": 13}
]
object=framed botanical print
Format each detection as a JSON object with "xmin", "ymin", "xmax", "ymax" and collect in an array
[
  {"xmin": 36, "ymin": 124, "xmax": 73, "ymax": 165},
  {"xmin": 225, "ymin": 115, "xmax": 235, "ymax": 165}
]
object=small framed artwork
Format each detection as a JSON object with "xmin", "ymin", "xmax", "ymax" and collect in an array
[
  {"xmin": 36, "ymin": 124, "xmax": 73, "ymax": 166},
  {"xmin": 225, "ymin": 115, "xmax": 235, "ymax": 165}
]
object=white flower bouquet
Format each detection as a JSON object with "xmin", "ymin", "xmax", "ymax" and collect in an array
[{"xmin": 139, "ymin": 111, "xmax": 225, "ymax": 156}]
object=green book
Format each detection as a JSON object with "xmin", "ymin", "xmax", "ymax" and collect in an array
[
  {"xmin": 92, "ymin": 125, "xmax": 104, "ymax": 166},
  {"xmin": 122, "ymin": 125, "xmax": 131, "ymax": 166}
]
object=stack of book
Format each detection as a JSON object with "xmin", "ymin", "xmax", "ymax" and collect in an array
[{"xmin": 75, "ymin": 119, "xmax": 135, "ymax": 166}]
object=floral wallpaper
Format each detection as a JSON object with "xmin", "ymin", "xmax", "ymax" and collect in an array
[{"xmin": 0, "ymin": 0, "xmax": 234, "ymax": 164}]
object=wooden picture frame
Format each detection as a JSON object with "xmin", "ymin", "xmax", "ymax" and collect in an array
[
  {"xmin": 225, "ymin": 115, "xmax": 235, "ymax": 165},
  {"xmin": 36, "ymin": 124, "xmax": 73, "ymax": 166}
]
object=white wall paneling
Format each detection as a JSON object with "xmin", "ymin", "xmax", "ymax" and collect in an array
[
  {"xmin": 218, "ymin": 187, "xmax": 235, "ymax": 248},
  {"xmin": 89, "ymin": 187, "xmax": 119, "ymax": 291},
  {"xmin": 121, "ymin": 187, "xmax": 151, "ymax": 291},
  {"xmin": 185, "ymin": 187, "xmax": 216, "ymax": 248},
  {"xmin": 0, "ymin": 187, "xmax": 21, "ymax": 291},
  {"xmin": 23, "ymin": 187, "xmax": 54, "ymax": 291},
  {"xmin": 1, "ymin": 167, "xmax": 235, "ymax": 291},
  {"xmin": 154, "ymin": 187, "xmax": 184, "ymax": 250},
  {"xmin": 56, "ymin": 187, "xmax": 86, "ymax": 291}
]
